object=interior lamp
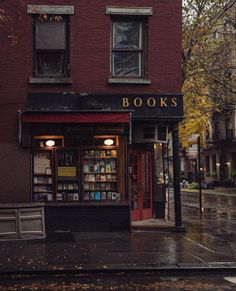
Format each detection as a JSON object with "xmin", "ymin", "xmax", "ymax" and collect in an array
[
  {"xmin": 104, "ymin": 139, "xmax": 114, "ymax": 146},
  {"xmin": 45, "ymin": 140, "xmax": 55, "ymax": 147}
]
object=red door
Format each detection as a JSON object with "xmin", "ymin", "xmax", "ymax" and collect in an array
[{"xmin": 129, "ymin": 150, "xmax": 153, "ymax": 221}]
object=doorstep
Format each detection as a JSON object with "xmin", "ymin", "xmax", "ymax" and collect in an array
[{"xmin": 131, "ymin": 219, "xmax": 174, "ymax": 231}]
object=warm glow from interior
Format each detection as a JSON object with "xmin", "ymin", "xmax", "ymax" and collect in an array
[{"xmin": 104, "ymin": 139, "xmax": 114, "ymax": 146}]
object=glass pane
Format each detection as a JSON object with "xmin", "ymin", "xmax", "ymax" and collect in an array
[
  {"xmin": 143, "ymin": 198, "xmax": 150, "ymax": 209},
  {"xmin": 36, "ymin": 20, "xmax": 66, "ymax": 50},
  {"xmin": 113, "ymin": 52, "xmax": 140, "ymax": 76},
  {"xmin": 36, "ymin": 52, "xmax": 65, "ymax": 76},
  {"xmin": 131, "ymin": 199, "xmax": 139, "ymax": 210},
  {"xmin": 113, "ymin": 22, "xmax": 141, "ymax": 49}
]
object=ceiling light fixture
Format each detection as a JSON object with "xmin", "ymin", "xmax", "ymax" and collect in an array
[
  {"xmin": 45, "ymin": 140, "xmax": 55, "ymax": 147},
  {"xmin": 104, "ymin": 139, "xmax": 114, "ymax": 146}
]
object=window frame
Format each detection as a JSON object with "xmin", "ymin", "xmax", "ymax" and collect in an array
[
  {"xmin": 33, "ymin": 15, "xmax": 70, "ymax": 78},
  {"xmin": 110, "ymin": 16, "xmax": 147, "ymax": 80}
]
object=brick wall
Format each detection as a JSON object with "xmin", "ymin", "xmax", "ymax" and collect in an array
[
  {"xmin": 0, "ymin": 144, "xmax": 30, "ymax": 203},
  {"xmin": 0, "ymin": 0, "xmax": 182, "ymax": 203}
]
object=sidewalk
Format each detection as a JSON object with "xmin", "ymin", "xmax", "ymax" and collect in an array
[
  {"xmin": 181, "ymin": 187, "xmax": 236, "ymax": 196},
  {"xmin": 0, "ymin": 188, "xmax": 236, "ymax": 274},
  {"xmin": 180, "ymin": 187, "xmax": 236, "ymax": 210},
  {"xmin": 0, "ymin": 216, "xmax": 236, "ymax": 274}
]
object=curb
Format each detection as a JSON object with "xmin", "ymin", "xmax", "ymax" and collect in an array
[
  {"xmin": 1, "ymin": 264, "xmax": 236, "ymax": 277},
  {"xmin": 131, "ymin": 225, "xmax": 174, "ymax": 232}
]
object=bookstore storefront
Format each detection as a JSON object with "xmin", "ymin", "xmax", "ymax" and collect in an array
[
  {"xmin": 20, "ymin": 111, "xmax": 131, "ymax": 231},
  {"xmin": 21, "ymin": 112, "xmax": 130, "ymax": 204},
  {"xmin": 19, "ymin": 92, "xmax": 183, "ymax": 231}
]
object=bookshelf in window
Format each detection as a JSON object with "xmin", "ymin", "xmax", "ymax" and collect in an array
[
  {"xmin": 56, "ymin": 149, "xmax": 79, "ymax": 202},
  {"xmin": 33, "ymin": 150, "xmax": 54, "ymax": 202},
  {"xmin": 82, "ymin": 148, "xmax": 121, "ymax": 202}
]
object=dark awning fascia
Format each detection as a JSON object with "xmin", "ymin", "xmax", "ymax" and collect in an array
[{"xmin": 18, "ymin": 110, "xmax": 133, "ymax": 144}]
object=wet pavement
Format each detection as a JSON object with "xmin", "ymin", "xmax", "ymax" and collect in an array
[{"xmin": 0, "ymin": 189, "xmax": 236, "ymax": 274}]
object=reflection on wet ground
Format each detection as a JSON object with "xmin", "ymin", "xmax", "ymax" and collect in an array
[{"xmin": 0, "ymin": 190, "xmax": 236, "ymax": 272}]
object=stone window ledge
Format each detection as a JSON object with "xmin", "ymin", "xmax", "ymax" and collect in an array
[
  {"xmin": 29, "ymin": 77, "xmax": 73, "ymax": 84},
  {"xmin": 106, "ymin": 7, "xmax": 153, "ymax": 16},
  {"xmin": 108, "ymin": 78, "xmax": 151, "ymax": 85},
  {"xmin": 27, "ymin": 5, "xmax": 74, "ymax": 15}
]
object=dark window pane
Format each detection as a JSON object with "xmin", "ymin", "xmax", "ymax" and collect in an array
[
  {"xmin": 157, "ymin": 126, "xmax": 167, "ymax": 141},
  {"xmin": 36, "ymin": 20, "xmax": 66, "ymax": 50},
  {"xmin": 206, "ymin": 156, "xmax": 210, "ymax": 173},
  {"xmin": 36, "ymin": 52, "xmax": 65, "ymax": 76},
  {"xmin": 143, "ymin": 127, "xmax": 156, "ymax": 140},
  {"xmin": 232, "ymin": 153, "xmax": 236, "ymax": 170},
  {"xmin": 143, "ymin": 198, "xmax": 150, "ymax": 209},
  {"xmin": 212, "ymin": 154, "xmax": 217, "ymax": 174},
  {"xmin": 113, "ymin": 22, "xmax": 141, "ymax": 49},
  {"xmin": 113, "ymin": 52, "xmax": 140, "ymax": 76}
]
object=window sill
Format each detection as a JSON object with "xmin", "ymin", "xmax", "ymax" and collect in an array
[
  {"xmin": 108, "ymin": 78, "xmax": 151, "ymax": 85},
  {"xmin": 29, "ymin": 77, "xmax": 73, "ymax": 84}
]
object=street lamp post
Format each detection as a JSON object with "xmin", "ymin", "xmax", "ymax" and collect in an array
[
  {"xmin": 197, "ymin": 136, "xmax": 203, "ymax": 214},
  {"xmin": 172, "ymin": 125, "xmax": 185, "ymax": 232}
]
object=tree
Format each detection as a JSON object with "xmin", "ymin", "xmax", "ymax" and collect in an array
[
  {"xmin": 180, "ymin": 0, "xmax": 236, "ymax": 147},
  {"xmin": 0, "ymin": 8, "xmax": 9, "ymax": 24}
]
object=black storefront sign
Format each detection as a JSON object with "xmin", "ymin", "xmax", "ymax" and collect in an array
[{"xmin": 27, "ymin": 92, "xmax": 183, "ymax": 120}]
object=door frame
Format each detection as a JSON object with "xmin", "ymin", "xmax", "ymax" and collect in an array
[{"xmin": 128, "ymin": 149, "xmax": 153, "ymax": 221}]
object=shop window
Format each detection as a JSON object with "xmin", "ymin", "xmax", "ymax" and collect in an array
[
  {"xmin": 111, "ymin": 19, "xmax": 146, "ymax": 78},
  {"xmin": 33, "ymin": 16, "xmax": 69, "ymax": 78},
  {"xmin": 32, "ymin": 135, "xmax": 123, "ymax": 203}
]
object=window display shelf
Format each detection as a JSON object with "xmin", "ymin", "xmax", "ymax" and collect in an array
[
  {"xmin": 83, "ymin": 189, "xmax": 118, "ymax": 192},
  {"xmin": 33, "ymin": 150, "xmax": 54, "ymax": 202},
  {"xmin": 82, "ymin": 148, "xmax": 120, "ymax": 202},
  {"xmin": 83, "ymin": 191, "xmax": 120, "ymax": 201},
  {"xmin": 56, "ymin": 193, "xmax": 79, "ymax": 202},
  {"xmin": 56, "ymin": 149, "xmax": 79, "ymax": 202},
  {"xmin": 34, "ymin": 191, "xmax": 53, "ymax": 194},
  {"xmin": 34, "ymin": 193, "xmax": 53, "ymax": 202}
]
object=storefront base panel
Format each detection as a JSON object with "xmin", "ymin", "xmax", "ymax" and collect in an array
[
  {"xmin": 44, "ymin": 203, "xmax": 131, "ymax": 232},
  {"xmin": 153, "ymin": 201, "xmax": 166, "ymax": 219}
]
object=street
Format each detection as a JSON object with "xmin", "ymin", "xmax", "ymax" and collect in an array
[
  {"xmin": 1, "ymin": 189, "xmax": 236, "ymax": 290},
  {"xmin": 180, "ymin": 190, "xmax": 236, "ymax": 217},
  {"xmin": 175, "ymin": 189, "xmax": 236, "ymax": 232}
]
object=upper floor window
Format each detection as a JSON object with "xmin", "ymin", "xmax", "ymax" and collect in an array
[
  {"xmin": 106, "ymin": 7, "xmax": 152, "ymax": 84},
  {"xmin": 27, "ymin": 5, "xmax": 74, "ymax": 83},
  {"xmin": 112, "ymin": 20, "xmax": 145, "ymax": 78},
  {"xmin": 34, "ymin": 16, "xmax": 68, "ymax": 78},
  {"xmin": 205, "ymin": 155, "xmax": 210, "ymax": 174}
]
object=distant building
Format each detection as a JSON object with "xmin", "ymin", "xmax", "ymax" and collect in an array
[{"xmin": 203, "ymin": 2, "xmax": 236, "ymax": 187}]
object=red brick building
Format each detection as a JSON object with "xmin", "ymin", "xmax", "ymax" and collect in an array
[{"xmin": 0, "ymin": 0, "xmax": 183, "ymax": 232}]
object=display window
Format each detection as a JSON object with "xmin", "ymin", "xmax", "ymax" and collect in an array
[{"xmin": 32, "ymin": 135, "xmax": 124, "ymax": 203}]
